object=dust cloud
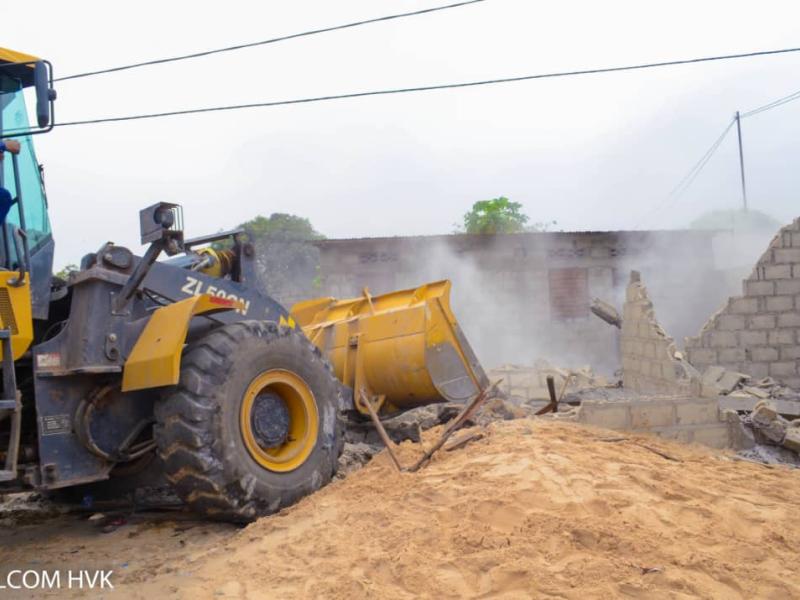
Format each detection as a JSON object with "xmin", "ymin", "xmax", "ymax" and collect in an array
[{"xmin": 263, "ymin": 223, "xmax": 785, "ymax": 376}]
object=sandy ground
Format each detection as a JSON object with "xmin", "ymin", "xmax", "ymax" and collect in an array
[{"xmin": 2, "ymin": 419, "xmax": 799, "ymax": 599}]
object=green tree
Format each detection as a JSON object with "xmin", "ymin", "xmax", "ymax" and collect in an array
[
  {"xmin": 461, "ymin": 197, "xmax": 530, "ymax": 234},
  {"xmin": 233, "ymin": 213, "xmax": 325, "ymax": 307},
  {"xmin": 55, "ymin": 263, "xmax": 78, "ymax": 280},
  {"xmin": 238, "ymin": 213, "xmax": 324, "ymax": 242}
]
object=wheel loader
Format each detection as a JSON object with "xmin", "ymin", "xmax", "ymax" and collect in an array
[{"xmin": 0, "ymin": 48, "xmax": 489, "ymax": 521}]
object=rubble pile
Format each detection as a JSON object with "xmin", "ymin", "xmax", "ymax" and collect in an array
[
  {"xmin": 488, "ymin": 359, "xmax": 619, "ymax": 406},
  {"xmin": 700, "ymin": 365, "xmax": 799, "ymax": 400},
  {"xmin": 738, "ymin": 400, "xmax": 800, "ymax": 461}
]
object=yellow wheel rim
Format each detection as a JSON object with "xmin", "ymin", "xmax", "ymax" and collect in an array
[{"xmin": 240, "ymin": 369, "xmax": 319, "ymax": 473}]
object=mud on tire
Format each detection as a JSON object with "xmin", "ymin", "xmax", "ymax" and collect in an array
[{"xmin": 154, "ymin": 321, "xmax": 344, "ymax": 522}]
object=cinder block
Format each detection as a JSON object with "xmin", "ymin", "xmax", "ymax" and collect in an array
[
  {"xmin": 763, "ymin": 264, "xmax": 792, "ymax": 279},
  {"xmin": 729, "ymin": 297, "xmax": 759, "ymax": 314},
  {"xmin": 578, "ymin": 402, "xmax": 629, "ymax": 430},
  {"xmin": 747, "ymin": 314, "xmax": 777, "ymax": 330},
  {"xmin": 768, "ymin": 329, "xmax": 795, "ymax": 345},
  {"xmin": 675, "ymin": 400, "xmax": 719, "ymax": 425},
  {"xmin": 716, "ymin": 348, "xmax": 745, "ymax": 363},
  {"xmin": 638, "ymin": 321, "xmax": 654, "ymax": 339},
  {"xmin": 744, "ymin": 280, "xmax": 775, "ymax": 296},
  {"xmin": 706, "ymin": 331, "xmax": 738, "ymax": 348},
  {"xmin": 770, "ymin": 361, "xmax": 797, "ymax": 377},
  {"xmin": 660, "ymin": 361, "xmax": 677, "ymax": 381},
  {"xmin": 778, "ymin": 313, "xmax": 800, "ymax": 328},
  {"xmin": 687, "ymin": 347, "xmax": 717, "ymax": 365},
  {"xmin": 624, "ymin": 304, "xmax": 643, "ymax": 321},
  {"xmin": 751, "ymin": 346, "xmax": 780, "ymax": 362},
  {"xmin": 776, "ymin": 280, "xmax": 800, "ymax": 295},
  {"xmin": 717, "ymin": 314, "xmax": 746, "ymax": 331},
  {"xmin": 746, "ymin": 362, "xmax": 770, "ymax": 378},
  {"xmin": 656, "ymin": 428, "xmax": 692, "ymax": 444},
  {"xmin": 630, "ymin": 402, "xmax": 676, "ymax": 429},
  {"xmin": 781, "ymin": 376, "xmax": 800, "ymax": 389},
  {"xmin": 774, "ymin": 248, "xmax": 800, "ymax": 263},
  {"xmin": 623, "ymin": 358, "xmax": 642, "ymax": 376},
  {"xmin": 739, "ymin": 330, "xmax": 767, "ymax": 346},
  {"xmin": 780, "ymin": 346, "xmax": 800, "ymax": 361},
  {"xmin": 690, "ymin": 424, "xmax": 731, "ymax": 449},
  {"xmin": 648, "ymin": 361, "xmax": 664, "ymax": 378},
  {"xmin": 766, "ymin": 296, "xmax": 794, "ymax": 312}
]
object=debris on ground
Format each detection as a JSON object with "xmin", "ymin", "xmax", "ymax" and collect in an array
[
  {"xmin": 702, "ymin": 366, "xmax": 800, "ymax": 401},
  {"xmin": 0, "ymin": 492, "xmax": 66, "ymax": 527},
  {"xmin": 47, "ymin": 419, "xmax": 796, "ymax": 600},
  {"xmin": 338, "ymin": 403, "xmax": 470, "ymax": 476},
  {"xmin": 488, "ymin": 359, "xmax": 619, "ymax": 407}
]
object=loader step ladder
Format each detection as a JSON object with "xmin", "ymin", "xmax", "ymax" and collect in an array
[{"xmin": 0, "ymin": 329, "xmax": 21, "ymax": 482}]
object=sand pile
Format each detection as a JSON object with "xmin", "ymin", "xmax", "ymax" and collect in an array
[{"xmin": 126, "ymin": 420, "xmax": 800, "ymax": 599}]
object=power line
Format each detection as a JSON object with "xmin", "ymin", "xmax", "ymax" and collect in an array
[
  {"xmin": 53, "ymin": 45, "xmax": 800, "ymax": 128},
  {"xmin": 634, "ymin": 119, "xmax": 736, "ymax": 227},
  {"xmin": 55, "ymin": 0, "xmax": 488, "ymax": 82},
  {"xmin": 742, "ymin": 87, "xmax": 800, "ymax": 117},
  {"xmin": 668, "ymin": 119, "xmax": 736, "ymax": 198},
  {"xmin": 641, "ymin": 82, "xmax": 800, "ymax": 225}
]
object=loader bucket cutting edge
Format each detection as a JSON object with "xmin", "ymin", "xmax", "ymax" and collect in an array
[{"xmin": 290, "ymin": 280, "xmax": 489, "ymax": 415}]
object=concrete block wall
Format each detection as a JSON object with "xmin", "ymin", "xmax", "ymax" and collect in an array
[
  {"xmin": 621, "ymin": 271, "xmax": 693, "ymax": 394},
  {"xmin": 685, "ymin": 218, "xmax": 800, "ymax": 389},
  {"xmin": 577, "ymin": 396, "xmax": 731, "ymax": 449},
  {"xmin": 314, "ymin": 230, "xmax": 727, "ymax": 372}
]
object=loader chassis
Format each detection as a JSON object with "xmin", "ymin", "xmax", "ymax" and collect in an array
[
  {"xmin": 25, "ymin": 237, "xmax": 289, "ymax": 490},
  {"xmin": 0, "ymin": 50, "xmax": 347, "ymax": 521},
  {"xmin": 0, "ymin": 48, "xmax": 490, "ymax": 521}
]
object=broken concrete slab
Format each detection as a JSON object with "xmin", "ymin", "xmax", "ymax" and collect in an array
[
  {"xmin": 702, "ymin": 366, "xmax": 726, "ymax": 386},
  {"xmin": 717, "ymin": 371, "xmax": 749, "ymax": 394},
  {"xmin": 784, "ymin": 426, "xmax": 800, "ymax": 453},
  {"xmin": 750, "ymin": 401, "xmax": 787, "ymax": 444},
  {"xmin": 590, "ymin": 298, "xmax": 622, "ymax": 329},
  {"xmin": 740, "ymin": 386, "xmax": 770, "ymax": 400},
  {"xmin": 723, "ymin": 409, "xmax": 756, "ymax": 450},
  {"xmin": 719, "ymin": 395, "xmax": 800, "ymax": 417}
]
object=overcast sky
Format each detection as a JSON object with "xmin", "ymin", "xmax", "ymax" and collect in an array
[{"xmin": 5, "ymin": 0, "xmax": 800, "ymax": 267}]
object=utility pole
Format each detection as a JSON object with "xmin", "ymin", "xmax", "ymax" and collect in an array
[{"xmin": 735, "ymin": 111, "xmax": 748, "ymax": 211}]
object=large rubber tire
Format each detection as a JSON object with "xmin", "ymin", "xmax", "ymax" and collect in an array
[{"xmin": 154, "ymin": 321, "xmax": 344, "ymax": 522}]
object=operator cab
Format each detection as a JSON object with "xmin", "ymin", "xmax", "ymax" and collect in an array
[{"xmin": 0, "ymin": 48, "xmax": 57, "ymax": 319}]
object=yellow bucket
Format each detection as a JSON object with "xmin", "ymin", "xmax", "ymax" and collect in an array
[{"xmin": 291, "ymin": 280, "xmax": 488, "ymax": 415}]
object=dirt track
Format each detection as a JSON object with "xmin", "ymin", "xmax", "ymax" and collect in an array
[{"xmin": 2, "ymin": 419, "xmax": 799, "ymax": 599}]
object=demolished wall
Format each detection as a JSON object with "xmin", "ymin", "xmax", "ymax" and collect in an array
[
  {"xmin": 685, "ymin": 218, "xmax": 800, "ymax": 390},
  {"xmin": 315, "ymin": 230, "xmax": 727, "ymax": 370},
  {"xmin": 621, "ymin": 271, "xmax": 696, "ymax": 394}
]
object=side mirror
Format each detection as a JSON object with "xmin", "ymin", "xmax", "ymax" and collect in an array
[{"xmin": 34, "ymin": 61, "xmax": 55, "ymax": 128}]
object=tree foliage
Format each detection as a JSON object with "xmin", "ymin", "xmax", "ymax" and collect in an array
[
  {"xmin": 233, "ymin": 213, "xmax": 325, "ymax": 307},
  {"xmin": 238, "ymin": 213, "xmax": 324, "ymax": 242},
  {"xmin": 55, "ymin": 263, "xmax": 78, "ymax": 280},
  {"xmin": 690, "ymin": 209, "xmax": 781, "ymax": 232},
  {"xmin": 461, "ymin": 197, "xmax": 530, "ymax": 234}
]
